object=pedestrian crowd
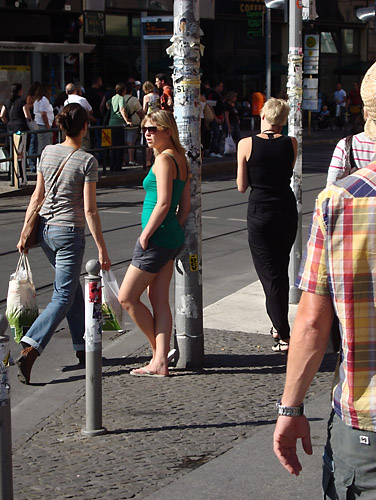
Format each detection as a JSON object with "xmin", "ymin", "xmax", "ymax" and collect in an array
[{"xmin": 4, "ymin": 61, "xmax": 376, "ymax": 499}]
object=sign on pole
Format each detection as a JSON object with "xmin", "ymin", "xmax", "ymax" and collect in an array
[{"xmin": 141, "ymin": 16, "xmax": 173, "ymax": 40}]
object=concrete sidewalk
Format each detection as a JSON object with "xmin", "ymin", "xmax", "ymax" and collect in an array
[{"xmin": 10, "ymin": 280, "xmax": 337, "ymax": 499}]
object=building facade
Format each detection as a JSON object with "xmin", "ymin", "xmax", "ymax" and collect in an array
[{"xmin": 0, "ymin": 0, "xmax": 374, "ymax": 105}]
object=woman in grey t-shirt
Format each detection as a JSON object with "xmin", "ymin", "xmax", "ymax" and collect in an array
[{"xmin": 16, "ymin": 103, "xmax": 111, "ymax": 384}]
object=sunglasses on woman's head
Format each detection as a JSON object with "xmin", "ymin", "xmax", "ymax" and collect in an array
[{"xmin": 142, "ymin": 126, "xmax": 158, "ymax": 134}]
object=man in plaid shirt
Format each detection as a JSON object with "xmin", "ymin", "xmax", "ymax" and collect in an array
[{"xmin": 273, "ymin": 62, "xmax": 376, "ymax": 499}]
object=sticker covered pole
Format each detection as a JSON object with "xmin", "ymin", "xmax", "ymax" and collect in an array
[
  {"xmin": 287, "ymin": 0, "xmax": 303, "ymax": 304},
  {"xmin": 169, "ymin": 0, "xmax": 204, "ymax": 368},
  {"xmin": 81, "ymin": 260, "xmax": 106, "ymax": 437}
]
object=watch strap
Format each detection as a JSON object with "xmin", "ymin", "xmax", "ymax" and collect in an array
[{"xmin": 276, "ymin": 399, "xmax": 304, "ymax": 417}]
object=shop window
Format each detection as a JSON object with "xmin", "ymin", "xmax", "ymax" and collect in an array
[
  {"xmin": 342, "ymin": 29, "xmax": 359, "ymax": 55},
  {"xmin": 106, "ymin": 15, "xmax": 129, "ymax": 37},
  {"xmin": 132, "ymin": 17, "xmax": 140, "ymax": 38},
  {"xmin": 320, "ymin": 32, "xmax": 337, "ymax": 54}
]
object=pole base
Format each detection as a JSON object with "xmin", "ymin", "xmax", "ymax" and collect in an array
[{"xmin": 81, "ymin": 427, "xmax": 107, "ymax": 437}]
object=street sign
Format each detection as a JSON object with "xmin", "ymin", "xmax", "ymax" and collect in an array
[
  {"xmin": 304, "ymin": 34, "xmax": 319, "ymax": 74},
  {"xmin": 141, "ymin": 16, "xmax": 173, "ymax": 40}
]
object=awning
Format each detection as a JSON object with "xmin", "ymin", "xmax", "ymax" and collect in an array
[
  {"xmin": 0, "ymin": 41, "xmax": 95, "ymax": 54},
  {"xmin": 334, "ymin": 61, "xmax": 371, "ymax": 75}
]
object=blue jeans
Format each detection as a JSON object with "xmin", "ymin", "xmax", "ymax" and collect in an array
[
  {"xmin": 21, "ymin": 222, "xmax": 86, "ymax": 353},
  {"xmin": 28, "ymin": 132, "xmax": 38, "ymax": 171}
]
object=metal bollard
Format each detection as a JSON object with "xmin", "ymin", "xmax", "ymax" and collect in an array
[
  {"xmin": 81, "ymin": 260, "xmax": 107, "ymax": 437},
  {"xmin": 0, "ymin": 315, "xmax": 13, "ymax": 500}
]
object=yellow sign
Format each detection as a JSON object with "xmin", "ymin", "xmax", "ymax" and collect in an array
[
  {"xmin": 101, "ymin": 128, "xmax": 112, "ymax": 147},
  {"xmin": 189, "ymin": 254, "xmax": 198, "ymax": 272},
  {"xmin": 0, "ymin": 65, "xmax": 30, "ymax": 72}
]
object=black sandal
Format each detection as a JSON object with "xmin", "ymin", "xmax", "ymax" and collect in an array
[{"xmin": 270, "ymin": 326, "xmax": 280, "ymax": 341}]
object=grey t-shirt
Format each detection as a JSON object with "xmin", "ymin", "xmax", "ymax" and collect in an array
[{"xmin": 38, "ymin": 144, "xmax": 98, "ymax": 227}]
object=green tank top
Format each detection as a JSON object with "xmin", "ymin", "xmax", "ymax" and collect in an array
[{"xmin": 141, "ymin": 153, "xmax": 187, "ymax": 249}]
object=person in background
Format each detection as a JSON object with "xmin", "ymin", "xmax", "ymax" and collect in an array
[
  {"xmin": 237, "ymin": 97, "xmax": 297, "ymax": 352},
  {"xmin": 123, "ymin": 81, "xmax": 145, "ymax": 166},
  {"xmin": 33, "ymin": 83, "xmax": 54, "ymax": 158},
  {"xmin": 65, "ymin": 82, "xmax": 94, "ymax": 151},
  {"xmin": 16, "ymin": 103, "xmax": 111, "ymax": 384},
  {"xmin": 118, "ymin": 110, "xmax": 190, "ymax": 377},
  {"xmin": 206, "ymin": 81, "xmax": 224, "ymax": 157},
  {"xmin": 334, "ymin": 82, "xmax": 347, "ymax": 130},
  {"xmin": 224, "ymin": 91, "xmax": 241, "ymax": 146},
  {"xmin": 326, "ymin": 109, "xmax": 375, "ymax": 186},
  {"xmin": 155, "ymin": 73, "xmax": 173, "ymax": 112},
  {"xmin": 317, "ymin": 104, "xmax": 330, "ymax": 130},
  {"xmin": 0, "ymin": 83, "xmax": 31, "ymax": 134},
  {"xmin": 26, "ymin": 81, "xmax": 40, "ymax": 172},
  {"xmin": 135, "ymin": 80, "xmax": 142, "ymax": 102},
  {"xmin": 0, "ymin": 83, "xmax": 32, "ymax": 183},
  {"xmin": 273, "ymin": 62, "xmax": 376, "ymax": 498},
  {"xmin": 143, "ymin": 80, "xmax": 161, "ymax": 168},
  {"xmin": 346, "ymin": 81, "xmax": 363, "ymax": 133},
  {"xmin": 107, "ymin": 82, "xmax": 132, "ymax": 171},
  {"xmin": 85, "ymin": 75, "xmax": 105, "ymax": 161},
  {"xmin": 251, "ymin": 91, "xmax": 266, "ymax": 132}
]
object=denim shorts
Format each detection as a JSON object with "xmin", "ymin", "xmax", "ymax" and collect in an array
[{"xmin": 131, "ymin": 237, "xmax": 182, "ymax": 274}]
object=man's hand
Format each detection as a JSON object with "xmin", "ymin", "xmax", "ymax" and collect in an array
[{"xmin": 273, "ymin": 415, "xmax": 312, "ymax": 476}]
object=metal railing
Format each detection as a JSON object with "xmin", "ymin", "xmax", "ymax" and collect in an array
[{"xmin": 0, "ymin": 124, "xmax": 147, "ymax": 187}]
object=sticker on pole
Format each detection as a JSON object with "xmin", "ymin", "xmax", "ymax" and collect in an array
[
  {"xmin": 101, "ymin": 128, "xmax": 112, "ymax": 147},
  {"xmin": 189, "ymin": 254, "xmax": 198, "ymax": 272},
  {"xmin": 88, "ymin": 281, "xmax": 102, "ymax": 303}
]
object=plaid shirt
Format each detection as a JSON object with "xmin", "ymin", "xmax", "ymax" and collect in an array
[{"xmin": 297, "ymin": 161, "xmax": 376, "ymax": 432}]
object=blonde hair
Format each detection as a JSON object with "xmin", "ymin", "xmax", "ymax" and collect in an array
[
  {"xmin": 360, "ymin": 62, "xmax": 376, "ymax": 140},
  {"xmin": 143, "ymin": 80, "xmax": 155, "ymax": 94},
  {"xmin": 260, "ymin": 97, "xmax": 290, "ymax": 126},
  {"xmin": 141, "ymin": 110, "xmax": 186, "ymax": 157}
]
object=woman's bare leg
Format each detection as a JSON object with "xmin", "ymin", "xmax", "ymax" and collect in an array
[
  {"xmin": 145, "ymin": 260, "xmax": 174, "ymax": 375},
  {"xmin": 118, "ymin": 264, "xmax": 158, "ymax": 355}
]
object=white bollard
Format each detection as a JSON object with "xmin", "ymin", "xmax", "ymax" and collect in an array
[
  {"xmin": 0, "ymin": 315, "xmax": 13, "ymax": 500},
  {"xmin": 81, "ymin": 260, "xmax": 107, "ymax": 437}
]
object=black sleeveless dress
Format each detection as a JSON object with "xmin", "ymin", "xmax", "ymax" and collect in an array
[{"xmin": 246, "ymin": 134, "xmax": 298, "ymax": 340}]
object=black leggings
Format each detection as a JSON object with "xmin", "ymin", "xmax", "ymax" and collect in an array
[{"xmin": 247, "ymin": 203, "xmax": 298, "ymax": 340}]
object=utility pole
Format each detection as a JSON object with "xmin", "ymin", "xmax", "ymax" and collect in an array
[
  {"xmin": 170, "ymin": 0, "xmax": 204, "ymax": 369},
  {"xmin": 287, "ymin": 0, "xmax": 303, "ymax": 304},
  {"xmin": 265, "ymin": 7, "xmax": 271, "ymax": 99}
]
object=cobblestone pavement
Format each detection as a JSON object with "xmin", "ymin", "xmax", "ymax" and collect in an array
[{"xmin": 13, "ymin": 328, "xmax": 337, "ymax": 500}]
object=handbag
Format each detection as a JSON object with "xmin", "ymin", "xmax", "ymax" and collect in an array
[
  {"xmin": 224, "ymin": 133, "xmax": 236, "ymax": 155},
  {"xmin": 6, "ymin": 254, "xmax": 39, "ymax": 343},
  {"xmin": 20, "ymin": 147, "xmax": 79, "ymax": 250}
]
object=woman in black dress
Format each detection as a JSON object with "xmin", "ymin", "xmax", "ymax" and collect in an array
[{"xmin": 236, "ymin": 97, "xmax": 297, "ymax": 352}]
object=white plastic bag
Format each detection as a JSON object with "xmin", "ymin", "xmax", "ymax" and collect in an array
[
  {"xmin": 101, "ymin": 270, "xmax": 124, "ymax": 332},
  {"xmin": 224, "ymin": 133, "xmax": 236, "ymax": 155},
  {"xmin": 6, "ymin": 254, "xmax": 39, "ymax": 343}
]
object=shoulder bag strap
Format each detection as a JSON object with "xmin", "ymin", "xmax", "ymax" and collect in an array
[{"xmin": 35, "ymin": 147, "xmax": 79, "ymax": 214}]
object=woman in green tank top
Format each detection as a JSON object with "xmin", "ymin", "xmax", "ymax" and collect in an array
[{"xmin": 118, "ymin": 110, "xmax": 190, "ymax": 377}]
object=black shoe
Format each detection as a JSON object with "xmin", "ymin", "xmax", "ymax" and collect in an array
[
  {"xmin": 16, "ymin": 346, "xmax": 39, "ymax": 384},
  {"xmin": 76, "ymin": 350, "xmax": 85, "ymax": 366}
]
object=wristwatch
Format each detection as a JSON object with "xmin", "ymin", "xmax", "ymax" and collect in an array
[{"xmin": 276, "ymin": 399, "xmax": 304, "ymax": 417}]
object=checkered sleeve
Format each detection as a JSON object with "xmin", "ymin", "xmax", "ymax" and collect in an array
[{"xmin": 296, "ymin": 196, "xmax": 330, "ymax": 295}]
